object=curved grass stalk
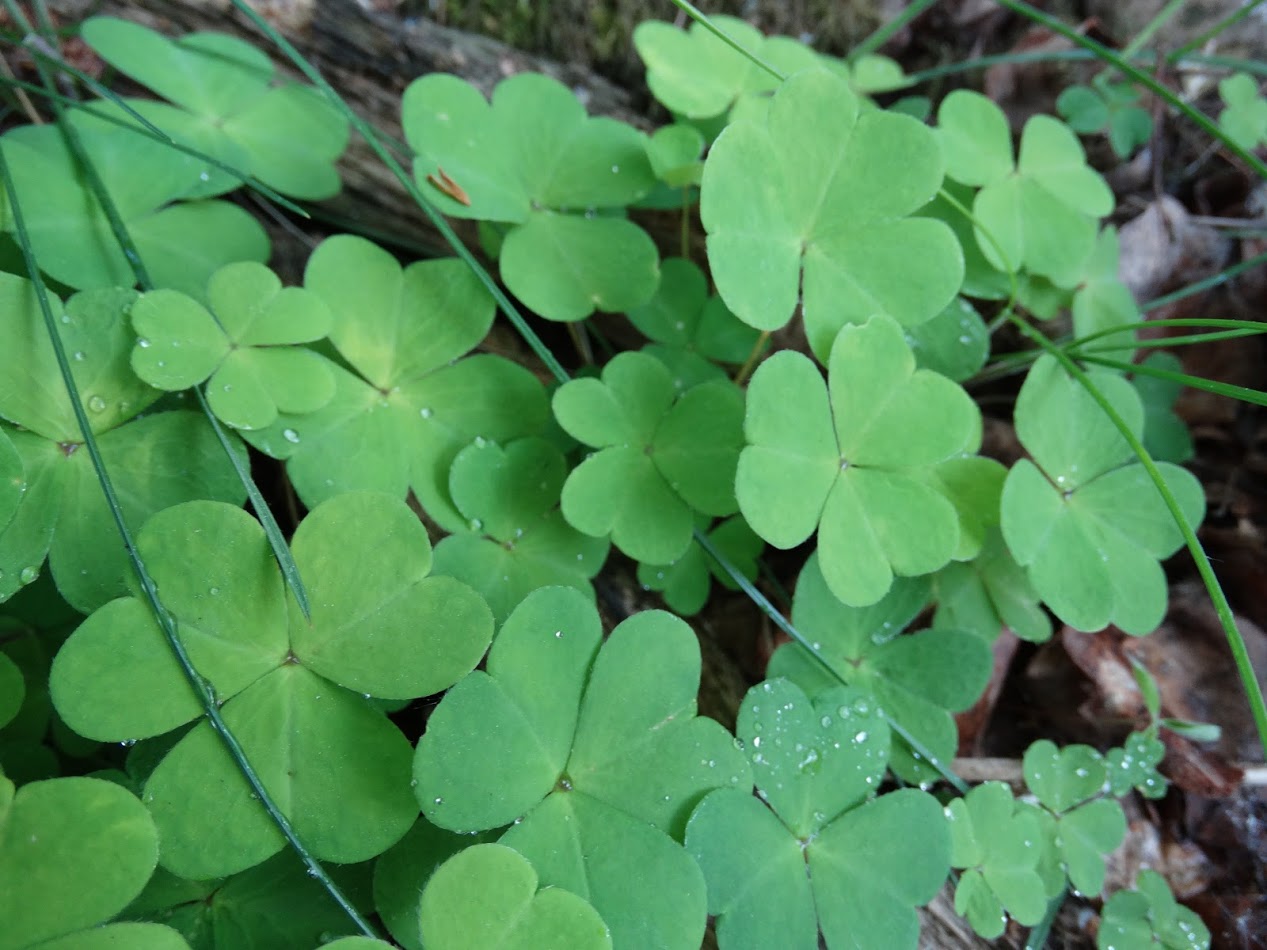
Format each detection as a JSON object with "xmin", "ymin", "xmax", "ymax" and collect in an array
[
  {"xmin": 0, "ymin": 144, "xmax": 375, "ymax": 937},
  {"xmin": 665, "ymin": 0, "xmax": 785, "ymax": 81},
  {"xmin": 994, "ymin": 0, "xmax": 1267, "ymax": 181},
  {"xmin": 1078, "ymin": 354, "xmax": 1267, "ymax": 408},
  {"xmin": 1144, "ymin": 249, "xmax": 1267, "ymax": 312},
  {"xmin": 847, "ymin": 0, "xmax": 939, "ymax": 62},
  {"xmin": 1167, "ymin": 0, "xmax": 1267, "ymax": 64}
]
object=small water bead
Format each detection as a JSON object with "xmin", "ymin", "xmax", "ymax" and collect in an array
[
  {"xmin": 554, "ymin": 629, "xmax": 563, "ymax": 639},
  {"xmin": 820, "ymin": 715, "xmax": 832, "ymax": 728},
  {"xmin": 18, "ymin": 567, "xmax": 37, "ymax": 585},
  {"xmin": 73, "ymin": 351, "xmax": 86, "ymax": 362},
  {"xmin": 282, "ymin": 428, "xmax": 301, "ymax": 444},
  {"xmin": 854, "ymin": 731, "xmax": 868, "ymax": 744},
  {"xmin": 434, "ymin": 797, "xmax": 444, "ymax": 805},
  {"xmin": 87, "ymin": 395, "xmax": 107, "ymax": 413},
  {"xmin": 199, "ymin": 171, "xmax": 211, "ymax": 182},
  {"xmin": 419, "ymin": 407, "xmax": 432, "ymax": 419},
  {"xmin": 611, "ymin": 165, "xmax": 620, "ymax": 173},
  {"xmin": 137, "ymin": 338, "xmax": 152, "ymax": 348},
  {"xmin": 468, "ymin": 518, "xmax": 483, "ymax": 532}
]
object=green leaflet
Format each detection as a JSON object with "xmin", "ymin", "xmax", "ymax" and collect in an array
[
  {"xmin": 633, "ymin": 16, "xmax": 822, "ymax": 121},
  {"xmin": 767, "ymin": 552, "xmax": 991, "ymax": 783},
  {"xmin": 1098, "ymin": 870, "xmax": 1210, "ymax": 950},
  {"xmin": 738, "ymin": 314, "xmax": 982, "ymax": 606},
  {"xmin": 432, "ymin": 436, "xmax": 610, "ymax": 625},
  {"xmin": 0, "ymin": 277, "xmax": 245, "ymax": 612},
  {"xmin": 49, "ymin": 493, "xmax": 493, "ymax": 878},
  {"xmin": 1000, "ymin": 356, "xmax": 1205, "ymax": 633},
  {"xmin": 685, "ymin": 679, "xmax": 951, "ymax": 950},
  {"xmin": 413, "ymin": 586, "xmax": 749, "ymax": 949},
  {"xmin": 131, "ymin": 261, "xmax": 336, "ymax": 430},
  {"xmin": 0, "ymin": 775, "xmax": 165, "ymax": 950},
  {"xmin": 554, "ymin": 352, "xmax": 744, "ymax": 565},
  {"xmin": 419, "ymin": 844, "xmax": 611, "ymax": 950},
  {"xmin": 637, "ymin": 515, "xmax": 763, "ymax": 617},
  {"xmin": 80, "ymin": 16, "xmax": 349, "ymax": 199},
  {"xmin": 937, "ymin": 90, "xmax": 1113, "ymax": 287},
  {"xmin": 240, "ymin": 235, "xmax": 549, "ymax": 531},
  {"xmin": 401, "ymin": 72, "xmax": 659, "ymax": 321},
  {"xmin": 0, "ymin": 121, "xmax": 268, "ymax": 296},
  {"xmin": 701, "ymin": 69, "xmax": 961, "ymax": 357},
  {"xmin": 1217, "ymin": 73, "xmax": 1267, "ymax": 151}
]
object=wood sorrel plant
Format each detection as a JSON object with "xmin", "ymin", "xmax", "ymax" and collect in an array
[{"xmin": 1, "ymin": 3, "xmax": 1260, "ymax": 948}]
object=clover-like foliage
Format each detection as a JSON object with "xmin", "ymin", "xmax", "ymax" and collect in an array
[
  {"xmin": 1001, "ymin": 356, "xmax": 1205, "ymax": 633},
  {"xmin": 240, "ymin": 235, "xmax": 548, "ymax": 531},
  {"xmin": 738, "ymin": 314, "xmax": 983, "ymax": 606},
  {"xmin": 686, "ymin": 678, "xmax": 951, "ymax": 950},
  {"xmin": 933, "ymin": 529, "xmax": 1052, "ymax": 643},
  {"xmin": 1106, "ymin": 729, "xmax": 1167, "ymax": 799},
  {"xmin": 947, "ymin": 781, "xmax": 1049, "ymax": 939},
  {"xmin": 767, "ymin": 553, "xmax": 991, "ymax": 782},
  {"xmin": 1218, "ymin": 73, "xmax": 1267, "ymax": 151},
  {"xmin": 431, "ymin": 436, "xmax": 610, "ymax": 625},
  {"xmin": 937, "ymin": 90, "xmax": 1114, "ymax": 287},
  {"xmin": 413, "ymin": 586, "xmax": 750, "ymax": 950},
  {"xmin": 1022, "ymin": 740, "xmax": 1127, "ymax": 897},
  {"xmin": 0, "ymin": 120, "xmax": 268, "ymax": 296},
  {"xmin": 633, "ymin": 16, "xmax": 822, "ymax": 121},
  {"xmin": 626, "ymin": 257, "xmax": 764, "ymax": 393},
  {"xmin": 1098, "ymin": 870, "xmax": 1210, "ymax": 950},
  {"xmin": 1134, "ymin": 353, "xmax": 1195, "ymax": 464},
  {"xmin": 49, "ymin": 492, "xmax": 493, "ymax": 879},
  {"xmin": 401, "ymin": 72, "xmax": 659, "ymax": 321},
  {"xmin": 0, "ymin": 775, "xmax": 187, "ymax": 949},
  {"xmin": 80, "ymin": 16, "xmax": 349, "ymax": 199},
  {"xmin": 904, "ymin": 297, "xmax": 990, "ymax": 384},
  {"xmin": 131, "ymin": 261, "xmax": 335, "ymax": 430},
  {"xmin": 0, "ymin": 276, "xmax": 245, "ymax": 611},
  {"xmin": 1071, "ymin": 228, "xmax": 1140, "ymax": 341},
  {"xmin": 1057, "ymin": 78, "xmax": 1152, "ymax": 159},
  {"xmin": 419, "ymin": 844, "xmax": 611, "ymax": 950},
  {"xmin": 554, "ymin": 351, "xmax": 744, "ymax": 565},
  {"xmin": 701, "ymin": 69, "xmax": 962, "ymax": 357}
]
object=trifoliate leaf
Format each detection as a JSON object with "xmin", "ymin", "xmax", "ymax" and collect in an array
[
  {"xmin": 419, "ymin": 844, "xmax": 611, "ymax": 950},
  {"xmin": 0, "ymin": 123, "xmax": 268, "ymax": 295},
  {"xmin": 80, "ymin": 16, "xmax": 348, "ymax": 199},
  {"xmin": 132, "ymin": 261, "xmax": 335, "ymax": 429},
  {"xmin": 703, "ymin": 70, "xmax": 961, "ymax": 356},
  {"xmin": 50, "ymin": 493, "xmax": 490, "ymax": 877},
  {"xmin": 688, "ymin": 682, "xmax": 950, "ymax": 950},
  {"xmin": 0, "ymin": 775, "xmax": 159, "ymax": 949},
  {"xmin": 1098, "ymin": 870, "xmax": 1211, "ymax": 950},
  {"xmin": 1001, "ymin": 356, "xmax": 1205, "ymax": 633},
  {"xmin": 767, "ymin": 552, "xmax": 991, "ymax": 783},
  {"xmin": 633, "ymin": 16, "xmax": 821, "ymax": 120},
  {"xmin": 905, "ymin": 297, "xmax": 990, "ymax": 383},
  {"xmin": 737, "ymin": 314, "xmax": 982, "ymax": 606},
  {"xmin": 415, "ymin": 588, "xmax": 742, "ymax": 949},
  {"xmin": 432, "ymin": 437, "xmax": 609, "ymax": 625},
  {"xmin": 554, "ymin": 353, "xmax": 743, "ymax": 564},
  {"xmin": 242, "ymin": 235, "xmax": 548, "ymax": 531},
  {"xmin": 1023, "ymin": 740, "xmax": 1107, "ymax": 813},
  {"xmin": 938, "ymin": 90, "xmax": 1113, "ymax": 287},
  {"xmin": 1105, "ymin": 730, "xmax": 1167, "ymax": 799},
  {"xmin": 401, "ymin": 72, "xmax": 659, "ymax": 321},
  {"xmin": 1057, "ymin": 80, "xmax": 1152, "ymax": 159},
  {"xmin": 947, "ymin": 782, "xmax": 1049, "ymax": 938},
  {"xmin": 1218, "ymin": 73, "xmax": 1267, "ymax": 150}
]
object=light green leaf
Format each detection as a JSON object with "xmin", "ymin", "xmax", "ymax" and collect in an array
[
  {"xmin": 1098, "ymin": 869, "xmax": 1210, "ymax": 950},
  {"xmin": 419, "ymin": 843, "xmax": 611, "ymax": 950},
  {"xmin": 1218, "ymin": 72, "xmax": 1267, "ymax": 150},
  {"xmin": 703, "ymin": 70, "xmax": 961, "ymax": 354},
  {"xmin": 0, "ymin": 776, "xmax": 159, "ymax": 949}
]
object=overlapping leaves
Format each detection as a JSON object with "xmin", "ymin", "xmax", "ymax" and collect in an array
[
  {"xmin": 80, "ymin": 16, "xmax": 349, "ymax": 199},
  {"xmin": 1000, "ymin": 356, "xmax": 1205, "ymax": 633},
  {"xmin": 0, "ymin": 275, "xmax": 244, "ymax": 611},
  {"xmin": 701, "ymin": 69, "xmax": 961, "ymax": 358},
  {"xmin": 402, "ymin": 73, "xmax": 659, "ymax": 321},
  {"xmin": 432, "ymin": 436, "xmax": 609, "ymax": 625},
  {"xmin": 738, "ymin": 314, "xmax": 983, "ymax": 607},
  {"xmin": 937, "ymin": 90, "xmax": 1113, "ymax": 287},
  {"xmin": 241, "ymin": 235, "xmax": 548, "ymax": 531},
  {"xmin": 49, "ymin": 492, "xmax": 493, "ymax": 878},
  {"xmin": 766, "ymin": 553, "xmax": 991, "ymax": 782},
  {"xmin": 686, "ymin": 679, "xmax": 950, "ymax": 949},
  {"xmin": 131, "ymin": 261, "xmax": 335, "ymax": 429},
  {"xmin": 554, "ymin": 351, "xmax": 744, "ymax": 565},
  {"xmin": 414, "ymin": 586, "xmax": 749, "ymax": 950}
]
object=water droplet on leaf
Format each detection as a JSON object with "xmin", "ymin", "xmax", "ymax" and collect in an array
[{"xmin": 282, "ymin": 428, "xmax": 301, "ymax": 444}]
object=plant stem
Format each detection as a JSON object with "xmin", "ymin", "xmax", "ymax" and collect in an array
[
  {"xmin": 848, "ymin": 0, "xmax": 939, "ymax": 61},
  {"xmin": 733, "ymin": 331, "xmax": 770, "ymax": 385},
  {"xmin": 1122, "ymin": 0, "xmax": 1186, "ymax": 60},
  {"xmin": 1167, "ymin": 0, "xmax": 1267, "ymax": 64}
]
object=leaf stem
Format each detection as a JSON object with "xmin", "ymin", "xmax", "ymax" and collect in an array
[
  {"xmin": 733, "ymin": 331, "xmax": 770, "ymax": 385},
  {"xmin": 665, "ymin": 0, "xmax": 785, "ymax": 81}
]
